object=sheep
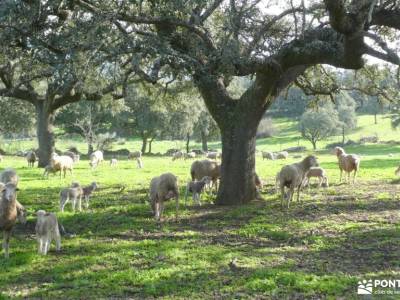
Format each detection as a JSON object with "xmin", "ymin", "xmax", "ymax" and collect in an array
[
  {"xmin": 149, "ymin": 173, "xmax": 179, "ymax": 221},
  {"xmin": 26, "ymin": 150, "xmax": 37, "ymax": 167},
  {"xmin": 128, "ymin": 151, "xmax": 142, "ymax": 160},
  {"xmin": 172, "ymin": 151, "xmax": 184, "ymax": 161},
  {"xmin": 279, "ymin": 155, "xmax": 319, "ymax": 208},
  {"xmin": 274, "ymin": 151, "xmax": 289, "ymax": 159},
  {"xmin": 184, "ymin": 152, "xmax": 196, "ymax": 160},
  {"xmin": 302, "ymin": 167, "xmax": 329, "ymax": 188},
  {"xmin": 190, "ymin": 160, "xmax": 221, "ymax": 192},
  {"xmin": 89, "ymin": 150, "xmax": 104, "ymax": 169},
  {"xmin": 275, "ymin": 171, "xmax": 281, "ymax": 193},
  {"xmin": 206, "ymin": 152, "xmax": 221, "ymax": 160},
  {"xmin": 261, "ymin": 151, "xmax": 274, "ymax": 160},
  {"xmin": 81, "ymin": 182, "xmax": 98, "ymax": 209},
  {"xmin": 63, "ymin": 151, "xmax": 80, "ymax": 162},
  {"xmin": 0, "ymin": 182, "xmax": 20, "ymax": 258},
  {"xmin": 184, "ymin": 176, "xmax": 212, "ymax": 206},
  {"xmin": 49, "ymin": 154, "xmax": 74, "ymax": 178},
  {"xmin": 136, "ymin": 157, "xmax": 143, "ymax": 169},
  {"xmin": 0, "ymin": 168, "xmax": 19, "ymax": 185},
  {"xmin": 35, "ymin": 210, "xmax": 61, "ymax": 255},
  {"xmin": 59, "ymin": 182, "xmax": 83, "ymax": 212},
  {"xmin": 110, "ymin": 158, "xmax": 118, "ymax": 167},
  {"xmin": 334, "ymin": 147, "xmax": 360, "ymax": 184}
]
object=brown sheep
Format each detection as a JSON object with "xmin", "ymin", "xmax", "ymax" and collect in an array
[
  {"xmin": 334, "ymin": 147, "xmax": 360, "ymax": 183},
  {"xmin": 26, "ymin": 150, "xmax": 37, "ymax": 167},
  {"xmin": 190, "ymin": 160, "xmax": 220, "ymax": 192}
]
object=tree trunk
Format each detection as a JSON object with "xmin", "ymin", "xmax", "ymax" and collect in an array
[
  {"xmin": 311, "ymin": 140, "xmax": 317, "ymax": 150},
  {"xmin": 148, "ymin": 137, "xmax": 154, "ymax": 154},
  {"xmin": 374, "ymin": 113, "xmax": 377, "ymax": 124},
  {"xmin": 141, "ymin": 135, "xmax": 148, "ymax": 154},
  {"xmin": 201, "ymin": 130, "xmax": 208, "ymax": 152},
  {"xmin": 216, "ymin": 122, "xmax": 258, "ymax": 205},
  {"xmin": 342, "ymin": 126, "xmax": 345, "ymax": 145},
  {"xmin": 36, "ymin": 103, "xmax": 55, "ymax": 167},
  {"xmin": 87, "ymin": 143, "xmax": 94, "ymax": 155},
  {"xmin": 186, "ymin": 133, "xmax": 190, "ymax": 153}
]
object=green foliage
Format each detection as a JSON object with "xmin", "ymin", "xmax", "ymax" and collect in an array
[{"xmin": 0, "ymin": 97, "xmax": 35, "ymax": 136}]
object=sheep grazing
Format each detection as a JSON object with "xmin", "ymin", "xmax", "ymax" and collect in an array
[
  {"xmin": 128, "ymin": 151, "xmax": 142, "ymax": 160},
  {"xmin": 0, "ymin": 182, "xmax": 20, "ymax": 258},
  {"xmin": 0, "ymin": 168, "xmax": 19, "ymax": 186},
  {"xmin": 275, "ymin": 151, "xmax": 289, "ymax": 159},
  {"xmin": 206, "ymin": 152, "xmax": 221, "ymax": 160},
  {"xmin": 184, "ymin": 152, "xmax": 196, "ymax": 160},
  {"xmin": 334, "ymin": 147, "xmax": 360, "ymax": 183},
  {"xmin": 47, "ymin": 153, "xmax": 74, "ymax": 178},
  {"xmin": 35, "ymin": 210, "xmax": 61, "ymax": 255},
  {"xmin": 261, "ymin": 151, "xmax": 274, "ymax": 160},
  {"xmin": 279, "ymin": 155, "xmax": 319, "ymax": 208},
  {"xmin": 60, "ymin": 182, "xmax": 83, "ymax": 212},
  {"xmin": 172, "ymin": 151, "xmax": 184, "ymax": 161},
  {"xmin": 110, "ymin": 158, "xmax": 118, "ymax": 167},
  {"xmin": 184, "ymin": 176, "xmax": 212, "ymax": 206},
  {"xmin": 190, "ymin": 160, "xmax": 221, "ymax": 192},
  {"xmin": 82, "ymin": 182, "xmax": 98, "ymax": 209},
  {"xmin": 136, "ymin": 157, "xmax": 143, "ymax": 169},
  {"xmin": 89, "ymin": 150, "xmax": 104, "ymax": 169},
  {"xmin": 302, "ymin": 167, "xmax": 329, "ymax": 188},
  {"xmin": 149, "ymin": 173, "xmax": 179, "ymax": 221},
  {"xmin": 63, "ymin": 151, "xmax": 80, "ymax": 163},
  {"xmin": 26, "ymin": 150, "xmax": 37, "ymax": 167}
]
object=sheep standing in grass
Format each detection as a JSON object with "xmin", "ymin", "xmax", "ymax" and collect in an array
[
  {"xmin": 261, "ymin": 151, "xmax": 274, "ymax": 160},
  {"xmin": 89, "ymin": 150, "xmax": 104, "ymax": 169},
  {"xmin": 149, "ymin": 173, "xmax": 179, "ymax": 221},
  {"xmin": 279, "ymin": 155, "xmax": 319, "ymax": 208},
  {"xmin": 334, "ymin": 147, "xmax": 360, "ymax": 183},
  {"xmin": 110, "ymin": 158, "xmax": 118, "ymax": 167},
  {"xmin": 302, "ymin": 167, "xmax": 329, "ymax": 188},
  {"xmin": 82, "ymin": 182, "xmax": 98, "ymax": 209},
  {"xmin": 172, "ymin": 151, "xmax": 184, "ymax": 161},
  {"xmin": 35, "ymin": 210, "xmax": 61, "ymax": 255},
  {"xmin": 26, "ymin": 150, "xmax": 37, "ymax": 167},
  {"xmin": 0, "ymin": 182, "xmax": 20, "ymax": 258},
  {"xmin": 48, "ymin": 153, "xmax": 74, "ymax": 178},
  {"xmin": 275, "ymin": 151, "xmax": 289, "ymax": 159},
  {"xmin": 190, "ymin": 160, "xmax": 220, "ymax": 192},
  {"xmin": 136, "ymin": 157, "xmax": 143, "ymax": 169},
  {"xmin": 60, "ymin": 182, "xmax": 83, "ymax": 212},
  {"xmin": 184, "ymin": 176, "xmax": 212, "ymax": 206},
  {"xmin": 128, "ymin": 151, "xmax": 142, "ymax": 160},
  {"xmin": 184, "ymin": 152, "xmax": 196, "ymax": 160}
]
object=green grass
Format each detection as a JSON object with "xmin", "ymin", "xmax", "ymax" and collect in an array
[{"xmin": 0, "ymin": 114, "xmax": 399, "ymax": 298}]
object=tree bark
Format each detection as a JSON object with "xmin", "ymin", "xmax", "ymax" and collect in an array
[
  {"xmin": 141, "ymin": 135, "xmax": 148, "ymax": 154},
  {"xmin": 216, "ymin": 120, "xmax": 259, "ymax": 205},
  {"xmin": 342, "ymin": 126, "xmax": 345, "ymax": 144},
  {"xmin": 186, "ymin": 133, "xmax": 190, "ymax": 153},
  {"xmin": 148, "ymin": 137, "xmax": 154, "ymax": 154},
  {"xmin": 36, "ymin": 102, "xmax": 55, "ymax": 167},
  {"xmin": 374, "ymin": 113, "xmax": 377, "ymax": 124},
  {"xmin": 87, "ymin": 142, "xmax": 94, "ymax": 155},
  {"xmin": 312, "ymin": 140, "xmax": 317, "ymax": 150},
  {"xmin": 201, "ymin": 130, "xmax": 208, "ymax": 152}
]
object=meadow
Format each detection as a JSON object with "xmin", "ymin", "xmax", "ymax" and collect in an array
[{"xmin": 0, "ymin": 114, "xmax": 399, "ymax": 299}]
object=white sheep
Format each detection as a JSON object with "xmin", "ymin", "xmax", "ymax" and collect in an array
[
  {"xmin": 334, "ymin": 147, "xmax": 360, "ymax": 183},
  {"xmin": 172, "ymin": 151, "xmax": 184, "ymax": 161},
  {"xmin": 110, "ymin": 158, "xmax": 118, "ymax": 167},
  {"xmin": 26, "ymin": 150, "xmax": 37, "ymax": 167},
  {"xmin": 136, "ymin": 157, "xmax": 143, "ymax": 169},
  {"xmin": 184, "ymin": 176, "xmax": 212, "ymax": 206},
  {"xmin": 261, "ymin": 151, "xmax": 274, "ymax": 160},
  {"xmin": 206, "ymin": 152, "xmax": 221, "ymax": 160},
  {"xmin": 60, "ymin": 182, "xmax": 83, "ymax": 212},
  {"xmin": 35, "ymin": 210, "xmax": 61, "ymax": 255},
  {"xmin": 128, "ymin": 151, "xmax": 142, "ymax": 160},
  {"xmin": 190, "ymin": 159, "xmax": 221, "ymax": 193},
  {"xmin": 0, "ymin": 168, "xmax": 19, "ymax": 185},
  {"xmin": 48, "ymin": 154, "xmax": 74, "ymax": 178},
  {"xmin": 274, "ymin": 151, "xmax": 289, "ymax": 159},
  {"xmin": 149, "ymin": 173, "xmax": 179, "ymax": 221},
  {"xmin": 184, "ymin": 152, "xmax": 196, "ymax": 160},
  {"xmin": 89, "ymin": 150, "xmax": 104, "ymax": 169},
  {"xmin": 279, "ymin": 155, "xmax": 319, "ymax": 208},
  {"xmin": 302, "ymin": 167, "xmax": 329, "ymax": 188},
  {"xmin": 82, "ymin": 182, "xmax": 98, "ymax": 209}
]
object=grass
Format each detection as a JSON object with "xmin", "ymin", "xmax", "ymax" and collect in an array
[{"xmin": 0, "ymin": 113, "xmax": 399, "ymax": 299}]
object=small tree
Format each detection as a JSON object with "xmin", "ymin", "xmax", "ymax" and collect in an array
[
  {"xmin": 336, "ymin": 92, "xmax": 357, "ymax": 144},
  {"xmin": 299, "ymin": 107, "xmax": 339, "ymax": 150}
]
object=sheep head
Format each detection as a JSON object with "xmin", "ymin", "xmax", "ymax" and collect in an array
[
  {"xmin": 302, "ymin": 155, "xmax": 319, "ymax": 170},
  {"xmin": 1, "ymin": 182, "xmax": 18, "ymax": 202},
  {"xmin": 334, "ymin": 147, "xmax": 345, "ymax": 157}
]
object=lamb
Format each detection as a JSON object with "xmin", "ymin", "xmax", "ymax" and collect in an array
[
  {"xmin": 0, "ymin": 168, "xmax": 19, "ymax": 185},
  {"xmin": 334, "ymin": 147, "xmax": 360, "ymax": 183},
  {"xmin": 206, "ymin": 152, "xmax": 221, "ymax": 160},
  {"xmin": 261, "ymin": 151, "xmax": 274, "ymax": 160},
  {"xmin": 279, "ymin": 155, "xmax": 319, "ymax": 208},
  {"xmin": 26, "ymin": 150, "xmax": 37, "ymax": 167},
  {"xmin": 48, "ymin": 153, "xmax": 74, "ymax": 178},
  {"xmin": 0, "ymin": 182, "xmax": 20, "ymax": 258},
  {"xmin": 136, "ymin": 157, "xmax": 143, "ymax": 169},
  {"xmin": 89, "ymin": 150, "xmax": 104, "ymax": 169},
  {"xmin": 172, "ymin": 151, "xmax": 184, "ymax": 161},
  {"xmin": 35, "ymin": 210, "xmax": 61, "ymax": 255},
  {"xmin": 110, "ymin": 158, "xmax": 118, "ymax": 167},
  {"xmin": 128, "ymin": 151, "xmax": 142, "ymax": 160},
  {"xmin": 184, "ymin": 176, "xmax": 212, "ymax": 206},
  {"xmin": 59, "ymin": 182, "xmax": 83, "ymax": 212},
  {"xmin": 190, "ymin": 160, "xmax": 221, "ymax": 192},
  {"xmin": 81, "ymin": 182, "xmax": 98, "ymax": 209},
  {"xmin": 274, "ymin": 151, "xmax": 289, "ymax": 159},
  {"xmin": 184, "ymin": 152, "xmax": 196, "ymax": 160},
  {"xmin": 302, "ymin": 167, "xmax": 329, "ymax": 188},
  {"xmin": 149, "ymin": 173, "xmax": 179, "ymax": 221}
]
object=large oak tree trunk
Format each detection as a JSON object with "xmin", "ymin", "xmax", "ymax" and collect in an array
[
  {"xmin": 141, "ymin": 136, "xmax": 148, "ymax": 154},
  {"xmin": 36, "ymin": 103, "xmax": 55, "ymax": 167},
  {"xmin": 216, "ymin": 121, "xmax": 259, "ymax": 205},
  {"xmin": 186, "ymin": 133, "xmax": 190, "ymax": 153}
]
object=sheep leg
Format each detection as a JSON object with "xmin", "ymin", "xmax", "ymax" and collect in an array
[
  {"xmin": 184, "ymin": 185, "xmax": 189, "ymax": 206},
  {"xmin": 280, "ymin": 185, "xmax": 285, "ymax": 208},
  {"xmin": 288, "ymin": 187, "xmax": 295, "ymax": 209},
  {"xmin": 198, "ymin": 193, "xmax": 202, "ymax": 206},
  {"xmin": 85, "ymin": 196, "xmax": 90, "ymax": 209},
  {"xmin": 353, "ymin": 170, "xmax": 357, "ymax": 184},
  {"xmin": 175, "ymin": 197, "xmax": 179, "ymax": 221},
  {"xmin": 296, "ymin": 185, "xmax": 301, "ymax": 203},
  {"xmin": 339, "ymin": 169, "xmax": 343, "ymax": 183},
  {"xmin": 37, "ymin": 237, "xmax": 42, "ymax": 254},
  {"xmin": 318, "ymin": 177, "xmax": 322, "ymax": 188},
  {"xmin": 55, "ymin": 228, "xmax": 61, "ymax": 252},
  {"xmin": 60, "ymin": 196, "xmax": 67, "ymax": 212},
  {"xmin": 3, "ymin": 230, "xmax": 11, "ymax": 258},
  {"xmin": 72, "ymin": 196, "xmax": 76, "ymax": 212},
  {"xmin": 78, "ymin": 195, "xmax": 82, "ymax": 212}
]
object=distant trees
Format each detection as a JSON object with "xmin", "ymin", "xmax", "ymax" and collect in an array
[
  {"xmin": 336, "ymin": 92, "xmax": 357, "ymax": 144},
  {"xmin": 0, "ymin": 97, "xmax": 35, "ymax": 137}
]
